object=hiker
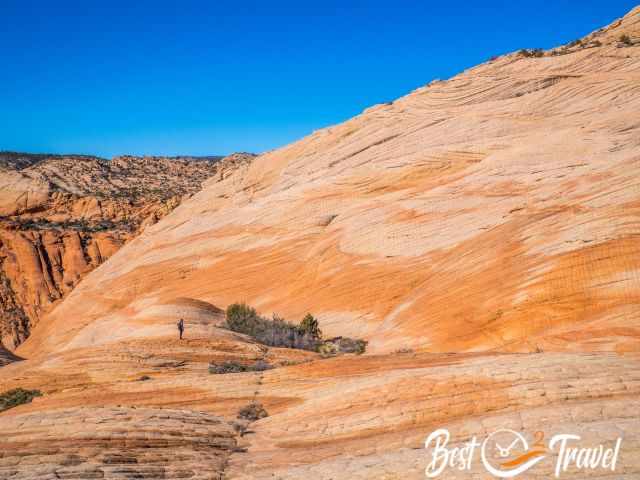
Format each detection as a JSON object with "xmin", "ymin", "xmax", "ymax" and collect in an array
[{"xmin": 177, "ymin": 318, "xmax": 185, "ymax": 340}]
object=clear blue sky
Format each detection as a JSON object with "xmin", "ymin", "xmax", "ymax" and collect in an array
[{"xmin": 1, "ymin": 1, "xmax": 637, "ymax": 158}]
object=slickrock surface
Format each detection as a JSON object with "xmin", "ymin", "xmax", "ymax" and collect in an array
[
  {"xmin": 0, "ymin": 153, "xmax": 255, "ymax": 350},
  {"xmin": 1, "ymin": 332, "xmax": 638, "ymax": 478},
  {"xmin": 227, "ymin": 352, "xmax": 640, "ymax": 479},
  {"xmin": 0, "ymin": 406, "xmax": 237, "ymax": 480},
  {"xmin": 1, "ymin": 7, "xmax": 640, "ymax": 480}
]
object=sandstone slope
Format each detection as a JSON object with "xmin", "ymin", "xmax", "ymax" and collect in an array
[
  {"xmin": 1, "ymin": 323, "xmax": 638, "ymax": 479},
  {"xmin": 20, "ymin": 7, "xmax": 640, "ymax": 358},
  {"xmin": 1, "ymin": 6, "xmax": 640, "ymax": 480}
]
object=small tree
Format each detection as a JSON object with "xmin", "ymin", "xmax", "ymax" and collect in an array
[
  {"xmin": 223, "ymin": 303, "xmax": 361, "ymax": 353},
  {"xmin": 299, "ymin": 313, "xmax": 322, "ymax": 338},
  {"xmin": 225, "ymin": 303, "xmax": 259, "ymax": 335}
]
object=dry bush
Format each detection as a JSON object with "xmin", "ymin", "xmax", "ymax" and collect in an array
[
  {"xmin": 209, "ymin": 360, "xmax": 273, "ymax": 374},
  {"xmin": 237, "ymin": 402, "xmax": 268, "ymax": 421},
  {"xmin": 620, "ymin": 34, "xmax": 632, "ymax": 46}
]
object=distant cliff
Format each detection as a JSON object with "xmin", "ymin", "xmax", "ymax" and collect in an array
[{"xmin": 0, "ymin": 152, "xmax": 255, "ymax": 350}]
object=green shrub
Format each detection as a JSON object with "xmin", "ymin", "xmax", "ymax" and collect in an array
[
  {"xmin": 319, "ymin": 337, "xmax": 368, "ymax": 356},
  {"xmin": 225, "ymin": 303, "xmax": 260, "ymax": 335},
  {"xmin": 318, "ymin": 342, "xmax": 337, "ymax": 357},
  {"xmin": 237, "ymin": 402, "xmax": 268, "ymax": 421},
  {"xmin": 620, "ymin": 34, "xmax": 632, "ymax": 46},
  {"xmin": 340, "ymin": 338, "xmax": 367, "ymax": 354},
  {"xmin": 0, "ymin": 388, "xmax": 42, "ymax": 412},
  {"xmin": 299, "ymin": 313, "xmax": 322, "ymax": 338},
  {"xmin": 225, "ymin": 303, "xmax": 367, "ymax": 355},
  {"xmin": 224, "ymin": 304, "xmax": 321, "ymax": 351}
]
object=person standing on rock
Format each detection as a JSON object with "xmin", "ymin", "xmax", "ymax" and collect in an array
[{"xmin": 177, "ymin": 318, "xmax": 185, "ymax": 340}]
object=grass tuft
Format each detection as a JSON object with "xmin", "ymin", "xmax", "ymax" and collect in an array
[{"xmin": 0, "ymin": 388, "xmax": 42, "ymax": 412}]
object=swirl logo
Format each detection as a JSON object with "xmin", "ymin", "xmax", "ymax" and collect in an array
[{"xmin": 480, "ymin": 429, "xmax": 547, "ymax": 478}]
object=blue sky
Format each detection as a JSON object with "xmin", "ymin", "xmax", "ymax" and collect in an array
[{"xmin": 1, "ymin": 1, "xmax": 637, "ymax": 158}]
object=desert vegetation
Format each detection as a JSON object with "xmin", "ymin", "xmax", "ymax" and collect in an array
[
  {"xmin": 208, "ymin": 359, "xmax": 273, "ymax": 374},
  {"xmin": 237, "ymin": 402, "xmax": 268, "ymax": 421},
  {"xmin": 225, "ymin": 303, "xmax": 323, "ymax": 351},
  {"xmin": 518, "ymin": 48, "xmax": 545, "ymax": 58},
  {"xmin": 551, "ymin": 37, "xmax": 603, "ymax": 56},
  {"xmin": 0, "ymin": 388, "xmax": 42, "ymax": 412},
  {"xmin": 318, "ymin": 337, "xmax": 368, "ymax": 356},
  {"xmin": 11, "ymin": 218, "xmax": 132, "ymax": 233},
  {"xmin": 224, "ymin": 303, "xmax": 367, "ymax": 355}
]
